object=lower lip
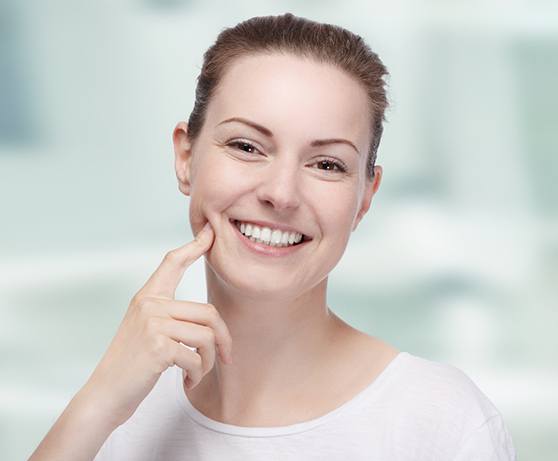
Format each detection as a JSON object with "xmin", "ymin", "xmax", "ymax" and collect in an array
[{"xmin": 229, "ymin": 219, "xmax": 311, "ymax": 257}]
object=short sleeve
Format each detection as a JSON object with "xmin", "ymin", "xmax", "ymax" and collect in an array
[{"xmin": 453, "ymin": 413, "xmax": 517, "ymax": 460}]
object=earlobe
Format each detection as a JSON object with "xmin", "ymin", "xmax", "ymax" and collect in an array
[{"xmin": 173, "ymin": 121, "xmax": 194, "ymax": 197}]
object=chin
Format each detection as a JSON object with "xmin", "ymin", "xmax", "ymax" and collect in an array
[{"xmin": 206, "ymin": 254, "xmax": 303, "ymax": 299}]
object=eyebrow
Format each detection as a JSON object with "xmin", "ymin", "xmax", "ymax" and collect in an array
[{"xmin": 216, "ymin": 116, "xmax": 360, "ymax": 155}]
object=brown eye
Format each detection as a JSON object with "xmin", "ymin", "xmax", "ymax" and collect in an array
[
  {"xmin": 227, "ymin": 140, "xmax": 261, "ymax": 155},
  {"xmin": 315, "ymin": 159, "xmax": 347, "ymax": 173}
]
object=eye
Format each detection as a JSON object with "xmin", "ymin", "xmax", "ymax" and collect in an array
[
  {"xmin": 226, "ymin": 140, "xmax": 346, "ymax": 173},
  {"xmin": 313, "ymin": 158, "xmax": 347, "ymax": 173},
  {"xmin": 226, "ymin": 140, "xmax": 262, "ymax": 156}
]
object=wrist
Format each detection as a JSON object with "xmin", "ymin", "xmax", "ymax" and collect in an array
[{"xmin": 70, "ymin": 385, "xmax": 122, "ymax": 435}]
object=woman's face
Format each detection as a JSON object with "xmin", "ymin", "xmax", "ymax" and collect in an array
[{"xmin": 174, "ymin": 52, "xmax": 382, "ymax": 298}]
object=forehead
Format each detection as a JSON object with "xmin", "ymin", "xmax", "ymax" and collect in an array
[{"xmin": 207, "ymin": 52, "xmax": 371, "ymax": 148}]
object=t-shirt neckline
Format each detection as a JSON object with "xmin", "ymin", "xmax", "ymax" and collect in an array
[{"xmin": 173, "ymin": 351, "xmax": 409, "ymax": 437}]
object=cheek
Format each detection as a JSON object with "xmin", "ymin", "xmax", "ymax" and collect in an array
[
  {"xmin": 320, "ymin": 188, "xmax": 359, "ymax": 233},
  {"xmin": 187, "ymin": 158, "xmax": 248, "ymax": 229}
]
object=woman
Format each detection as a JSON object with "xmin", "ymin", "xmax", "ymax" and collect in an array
[{"xmin": 29, "ymin": 13, "xmax": 516, "ymax": 460}]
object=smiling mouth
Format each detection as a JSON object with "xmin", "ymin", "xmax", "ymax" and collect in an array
[{"xmin": 229, "ymin": 218, "xmax": 310, "ymax": 246}]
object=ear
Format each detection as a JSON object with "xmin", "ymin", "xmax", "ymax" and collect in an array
[
  {"xmin": 173, "ymin": 121, "xmax": 195, "ymax": 196},
  {"xmin": 352, "ymin": 165, "xmax": 382, "ymax": 231}
]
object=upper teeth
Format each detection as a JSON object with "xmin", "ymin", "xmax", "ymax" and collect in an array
[{"xmin": 235, "ymin": 220, "xmax": 303, "ymax": 246}]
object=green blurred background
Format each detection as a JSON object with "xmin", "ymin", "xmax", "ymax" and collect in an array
[{"xmin": 1, "ymin": 1, "xmax": 556, "ymax": 459}]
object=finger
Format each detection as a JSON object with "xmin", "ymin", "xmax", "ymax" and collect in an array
[
  {"xmin": 171, "ymin": 339, "xmax": 204, "ymax": 387},
  {"xmin": 135, "ymin": 297, "xmax": 232, "ymax": 364},
  {"xmin": 138, "ymin": 222, "xmax": 214, "ymax": 299},
  {"xmin": 156, "ymin": 317, "xmax": 217, "ymax": 373},
  {"xmin": 162, "ymin": 300, "xmax": 233, "ymax": 364},
  {"xmin": 178, "ymin": 361, "xmax": 200, "ymax": 390}
]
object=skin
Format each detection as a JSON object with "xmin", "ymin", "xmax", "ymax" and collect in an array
[{"xmin": 172, "ymin": 52, "xmax": 399, "ymax": 426}]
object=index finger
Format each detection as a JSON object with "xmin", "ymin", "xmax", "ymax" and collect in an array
[{"xmin": 138, "ymin": 222, "xmax": 214, "ymax": 299}]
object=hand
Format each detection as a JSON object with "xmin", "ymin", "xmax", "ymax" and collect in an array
[{"xmin": 80, "ymin": 222, "xmax": 233, "ymax": 428}]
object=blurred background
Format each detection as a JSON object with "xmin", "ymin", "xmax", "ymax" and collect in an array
[{"xmin": 1, "ymin": 0, "xmax": 556, "ymax": 459}]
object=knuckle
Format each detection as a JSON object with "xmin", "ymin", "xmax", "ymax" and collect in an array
[
  {"xmin": 130, "ymin": 293, "xmax": 144, "ymax": 308},
  {"xmin": 206, "ymin": 304, "xmax": 220, "ymax": 321},
  {"xmin": 149, "ymin": 334, "xmax": 167, "ymax": 356},
  {"xmin": 163, "ymin": 344, "xmax": 177, "ymax": 369},
  {"xmin": 145, "ymin": 316, "xmax": 162, "ymax": 334},
  {"xmin": 202, "ymin": 326, "xmax": 216, "ymax": 344},
  {"xmin": 164, "ymin": 249, "xmax": 183, "ymax": 266},
  {"xmin": 202, "ymin": 352, "xmax": 214, "ymax": 375},
  {"xmin": 133, "ymin": 295, "xmax": 153, "ymax": 311},
  {"xmin": 164, "ymin": 249, "xmax": 177, "ymax": 261},
  {"xmin": 193, "ymin": 353, "xmax": 203, "ymax": 371}
]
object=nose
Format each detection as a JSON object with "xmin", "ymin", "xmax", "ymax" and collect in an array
[{"xmin": 256, "ymin": 157, "xmax": 301, "ymax": 211}]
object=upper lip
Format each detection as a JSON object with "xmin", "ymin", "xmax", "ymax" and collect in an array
[{"xmin": 231, "ymin": 218, "xmax": 312, "ymax": 240}]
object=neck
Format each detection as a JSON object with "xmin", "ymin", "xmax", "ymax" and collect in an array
[{"xmin": 186, "ymin": 259, "xmax": 346, "ymax": 424}]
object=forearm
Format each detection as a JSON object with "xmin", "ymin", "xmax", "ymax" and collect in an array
[{"xmin": 28, "ymin": 386, "xmax": 118, "ymax": 461}]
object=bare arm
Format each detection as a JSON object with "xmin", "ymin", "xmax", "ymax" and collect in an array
[
  {"xmin": 27, "ymin": 384, "xmax": 120, "ymax": 461},
  {"xmin": 28, "ymin": 222, "xmax": 232, "ymax": 460}
]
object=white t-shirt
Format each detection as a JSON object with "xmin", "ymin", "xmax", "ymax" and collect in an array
[{"xmin": 93, "ymin": 351, "xmax": 516, "ymax": 460}]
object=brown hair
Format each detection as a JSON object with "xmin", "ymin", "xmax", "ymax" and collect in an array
[{"xmin": 187, "ymin": 12, "xmax": 390, "ymax": 180}]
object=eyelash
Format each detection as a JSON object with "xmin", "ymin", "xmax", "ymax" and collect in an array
[{"xmin": 226, "ymin": 140, "xmax": 348, "ymax": 173}]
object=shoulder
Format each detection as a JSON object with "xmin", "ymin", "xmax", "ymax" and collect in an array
[
  {"xmin": 345, "ymin": 334, "xmax": 500, "ymax": 422},
  {"xmin": 396, "ymin": 352, "xmax": 502, "ymax": 422},
  {"xmin": 394, "ymin": 353, "xmax": 515, "ymax": 441},
  {"xmin": 383, "ymin": 352, "xmax": 516, "ymax": 458}
]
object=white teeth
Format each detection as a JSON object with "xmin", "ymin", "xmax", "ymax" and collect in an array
[
  {"xmin": 260, "ymin": 227, "xmax": 271, "ymax": 243},
  {"xmin": 271, "ymin": 229, "xmax": 282, "ymax": 245},
  {"xmin": 234, "ymin": 220, "xmax": 304, "ymax": 247}
]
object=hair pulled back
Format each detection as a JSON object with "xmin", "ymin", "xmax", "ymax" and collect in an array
[{"xmin": 187, "ymin": 12, "xmax": 389, "ymax": 180}]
